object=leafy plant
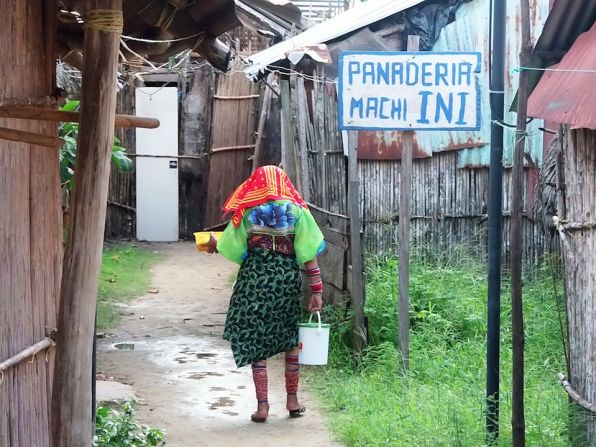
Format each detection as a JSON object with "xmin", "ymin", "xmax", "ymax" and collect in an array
[
  {"xmin": 59, "ymin": 100, "xmax": 133, "ymax": 191},
  {"xmin": 94, "ymin": 401, "xmax": 165, "ymax": 447}
]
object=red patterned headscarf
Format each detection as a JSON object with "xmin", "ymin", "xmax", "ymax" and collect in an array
[{"xmin": 223, "ymin": 165, "xmax": 307, "ymax": 227}]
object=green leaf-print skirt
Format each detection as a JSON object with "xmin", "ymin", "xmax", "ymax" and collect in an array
[{"xmin": 223, "ymin": 248, "xmax": 302, "ymax": 368}]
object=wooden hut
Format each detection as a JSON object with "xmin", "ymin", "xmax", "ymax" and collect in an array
[
  {"xmin": 527, "ymin": 6, "xmax": 596, "ymax": 444},
  {"xmin": 0, "ymin": 1, "xmax": 246, "ymax": 446}
]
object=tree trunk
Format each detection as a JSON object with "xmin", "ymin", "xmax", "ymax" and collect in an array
[
  {"xmin": 0, "ymin": 1, "xmax": 61, "ymax": 446},
  {"xmin": 51, "ymin": 1, "xmax": 122, "ymax": 446},
  {"xmin": 562, "ymin": 128, "xmax": 596, "ymax": 446}
]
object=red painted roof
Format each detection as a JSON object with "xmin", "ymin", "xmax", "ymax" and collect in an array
[{"xmin": 527, "ymin": 22, "xmax": 596, "ymax": 130}]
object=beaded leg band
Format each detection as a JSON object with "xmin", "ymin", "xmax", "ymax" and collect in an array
[
  {"xmin": 252, "ymin": 361, "xmax": 268, "ymax": 403},
  {"xmin": 285, "ymin": 353, "xmax": 300, "ymax": 395}
]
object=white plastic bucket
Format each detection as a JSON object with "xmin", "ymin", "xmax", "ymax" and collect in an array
[{"xmin": 298, "ymin": 312, "xmax": 330, "ymax": 365}]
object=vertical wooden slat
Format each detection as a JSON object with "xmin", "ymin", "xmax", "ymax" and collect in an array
[
  {"xmin": 280, "ymin": 79, "xmax": 298, "ymax": 186},
  {"xmin": 294, "ymin": 77, "xmax": 311, "ymax": 201},
  {"xmin": 252, "ymin": 74, "xmax": 273, "ymax": 171}
]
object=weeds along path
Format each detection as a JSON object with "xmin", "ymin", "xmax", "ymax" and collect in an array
[{"xmin": 97, "ymin": 242, "xmax": 339, "ymax": 447}]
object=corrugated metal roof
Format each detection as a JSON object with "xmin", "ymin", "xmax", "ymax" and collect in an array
[
  {"xmin": 243, "ymin": 0, "xmax": 426, "ymax": 79},
  {"xmin": 522, "ymin": 0, "xmax": 596, "ymax": 106},
  {"xmin": 527, "ymin": 24, "xmax": 596, "ymax": 129}
]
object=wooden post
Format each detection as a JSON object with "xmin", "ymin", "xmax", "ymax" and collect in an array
[
  {"xmin": 51, "ymin": 2, "xmax": 122, "ymax": 446},
  {"xmin": 294, "ymin": 77, "xmax": 311, "ymax": 202},
  {"xmin": 252, "ymin": 74, "xmax": 274, "ymax": 171},
  {"xmin": 312, "ymin": 70, "xmax": 328, "ymax": 209},
  {"xmin": 511, "ymin": 0, "xmax": 531, "ymax": 444},
  {"xmin": 398, "ymin": 35, "xmax": 419, "ymax": 372},
  {"xmin": 280, "ymin": 79, "xmax": 298, "ymax": 185},
  {"xmin": 347, "ymin": 131, "xmax": 366, "ymax": 354}
]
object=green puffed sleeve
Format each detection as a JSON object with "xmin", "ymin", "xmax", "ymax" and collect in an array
[
  {"xmin": 217, "ymin": 219, "xmax": 248, "ymax": 265},
  {"xmin": 294, "ymin": 207, "xmax": 325, "ymax": 265}
]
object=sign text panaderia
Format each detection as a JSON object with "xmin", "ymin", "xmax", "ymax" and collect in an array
[{"xmin": 338, "ymin": 52, "xmax": 481, "ymax": 131}]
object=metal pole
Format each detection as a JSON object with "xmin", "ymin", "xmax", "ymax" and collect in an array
[{"xmin": 486, "ymin": 0, "xmax": 506, "ymax": 440}]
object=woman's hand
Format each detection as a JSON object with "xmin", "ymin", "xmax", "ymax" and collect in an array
[
  {"xmin": 308, "ymin": 292, "xmax": 323, "ymax": 313},
  {"xmin": 207, "ymin": 232, "xmax": 218, "ymax": 253}
]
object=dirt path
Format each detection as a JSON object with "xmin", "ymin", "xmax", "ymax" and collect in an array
[{"xmin": 97, "ymin": 242, "xmax": 340, "ymax": 447}]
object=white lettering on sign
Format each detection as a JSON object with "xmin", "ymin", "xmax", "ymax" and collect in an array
[{"xmin": 338, "ymin": 51, "xmax": 481, "ymax": 131}]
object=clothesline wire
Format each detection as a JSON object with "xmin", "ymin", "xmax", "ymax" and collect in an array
[
  {"xmin": 513, "ymin": 66, "xmax": 596, "ymax": 74},
  {"xmin": 122, "ymin": 32, "xmax": 205, "ymax": 44}
]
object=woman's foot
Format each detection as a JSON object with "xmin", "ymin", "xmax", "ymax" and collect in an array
[
  {"xmin": 251, "ymin": 401, "xmax": 269, "ymax": 423},
  {"xmin": 286, "ymin": 394, "xmax": 306, "ymax": 418}
]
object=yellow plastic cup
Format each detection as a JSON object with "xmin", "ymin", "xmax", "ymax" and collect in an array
[{"xmin": 193, "ymin": 231, "xmax": 223, "ymax": 252}]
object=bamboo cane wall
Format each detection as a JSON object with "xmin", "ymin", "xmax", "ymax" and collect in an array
[
  {"xmin": 105, "ymin": 85, "xmax": 136, "ymax": 238},
  {"xmin": 0, "ymin": 1, "xmax": 61, "ymax": 445},
  {"xmin": 562, "ymin": 127, "xmax": 596, "ymax": 444}
]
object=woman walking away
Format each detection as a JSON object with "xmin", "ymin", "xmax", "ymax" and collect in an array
[{"xmin": 208, "ymin": 165, "xmax": 325, "ymax": 423}]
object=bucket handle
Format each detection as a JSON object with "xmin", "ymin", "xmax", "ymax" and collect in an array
[{"xmin": 308, "ymin": 311, "xmax": 322, "ymax": 334}]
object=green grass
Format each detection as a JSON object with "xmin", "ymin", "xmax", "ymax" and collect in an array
[
  {"xmin": 308, "ymin": 254, "xmax": 571, "ymax": 446},
  {"xmin": 97, "ymin": 244, "xmax": 160, "ymax": 331}
]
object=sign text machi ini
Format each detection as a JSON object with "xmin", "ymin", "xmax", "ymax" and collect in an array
[{"xmin": 338, "ymin": 52, "xmax": 482, "ymax": 131}]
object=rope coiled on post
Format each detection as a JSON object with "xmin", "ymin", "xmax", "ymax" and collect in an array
[{"xmin": 84, "ymin": 9, "xmax": 124, "ymax": 34}]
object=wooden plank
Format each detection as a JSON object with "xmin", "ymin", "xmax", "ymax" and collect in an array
[
  {"xmin": 252, "ymin": 74, "xmax": 274, "ymax": 171},
  {"xmin": 398, "ymin": 35, "xmax": 419, "ymax": 372},
  {"xmin": 348, "ymin": 130, "xmax": 366, "ymax": 353},
  {"xmin": 313, "ymin": 73, "xmax": 328, "ymax": 209},
  {"xmin": 214, "ymin": 94, "xmax": 260, "ymax": 100},
  {"xmin": 0, "ymin": 106, "xmax": 160, "ymax": 128},
  {"xmin": 308, "ymin": 202, "xmax": 349, "ymax": 234},
  {"xmin": 211, "ymin": 144, "xmax": 255, "ymax": 153},
  {"xmin": 51, "ymin": 2, "xmax": 122, "ymax": 445},
  {"xmin": 318, "ymin": 240, "xmax": 347, "ymax": 290},
  {"xmin": 296, "ymin": 82, "xmax": 311, "ymax": 201},
  {"xmin": 0, "ymin": 126, "xmax": 63, "ymax": 148},
  {"xmin": 279, "ymin": 79, "xmax": 298, "ymax": 185},
  {"xmin": 289, "ymin": 76, "xmax": 304, "ymax": 197},
  {"xmin": 131, "ymin": 153, "xmax": 205, "ymax": 159},
  {"xmin": 323, "ymin": 283, "xmax": 350, "ymax": 307},
  {"xmin": 321, "ymin": 226, "xmax": 349, "ymax": 250}
]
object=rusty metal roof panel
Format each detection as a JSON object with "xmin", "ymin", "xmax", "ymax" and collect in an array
[
  {"xmin": 519, "ymin": 0, "xmax": 596, "ymax": 108},
  {"xmin": 527, "ymin": 22, "xmax": 596, "ymax": 130}
]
